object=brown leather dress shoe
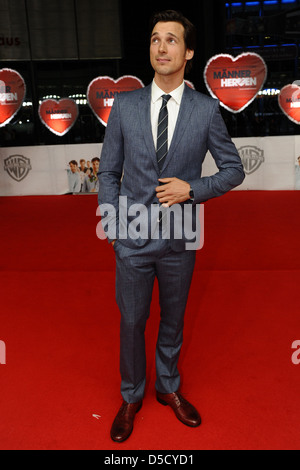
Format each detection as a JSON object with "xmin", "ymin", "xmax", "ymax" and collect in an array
[
  {"xmin": 110, "ymin": 400, "xmax": 143, "ymax": 443},
  {"xmin": 156, "ymin": 392, "xmax": 201, "ymax": 427}
]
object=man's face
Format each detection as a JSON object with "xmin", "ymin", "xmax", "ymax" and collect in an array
[
  {"xmin": 69, "ymin": 163, "xmax": 77, "ymax": 173},
  {"xmin": 150, "ymin": 21, "xmax": 194, "ymax": 79},
  {"xmin": 92, "ymin": 160, "xmax": 99, "ymax": 173}
]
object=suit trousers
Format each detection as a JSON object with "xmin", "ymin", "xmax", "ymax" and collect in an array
[{"xmin": 114, "ymin": 238, "xmax": 196, "ymax": 404}]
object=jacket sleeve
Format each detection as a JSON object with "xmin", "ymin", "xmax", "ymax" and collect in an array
[
  {"xmin": 190, "ymin": 100, "xmax": 245, "ymax": 204},
  {"xmin": 98, "ymin": 94, "xmax": 124, "ymax": 241}
]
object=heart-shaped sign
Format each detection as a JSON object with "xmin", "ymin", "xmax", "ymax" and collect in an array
[
  {"xmin": 39, "ymin": 98, "xmax": 79, "ymax": 136},
  {"xmin": 278, "ymin": 84, "xmax": 300, "ymax": 125},
  {"xmin": 0, "ymin": 68, "xmax": 26, "ymax": 127},
  {"xmin": 204, "ymin": 53, "xmax": 267, "ymax": 113},
  {"xmin": 87, "ymin": 75, "xmax": 144, "ymax": 126}
]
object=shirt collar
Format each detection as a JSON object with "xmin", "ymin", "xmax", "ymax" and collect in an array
[{"xmin": 151, "ymin": 80, "xmax": 185, "ymax": 105}]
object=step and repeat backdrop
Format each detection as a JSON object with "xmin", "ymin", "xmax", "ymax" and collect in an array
[
  {"xmin": 1, "ymin": 51, "xmax": 300, "ymax": 196},
  {"xmin": 0, "ymin": 137, "xmax": 299, "ymax": 196}
]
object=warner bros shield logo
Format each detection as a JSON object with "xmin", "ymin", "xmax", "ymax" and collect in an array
[
  {"xmin": 238, "ymin": 146, "xmax": 264, "ymax": 175},
  {"xmin": 4, "ymin": 155, "xmax": 32, "ymax": 182}
]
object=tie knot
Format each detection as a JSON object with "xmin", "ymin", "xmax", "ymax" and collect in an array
[{"xmin": 162, "ymin": 94, "xmax": 171, "ymax": 103}]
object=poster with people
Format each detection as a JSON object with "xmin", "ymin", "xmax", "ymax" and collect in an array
[
  {"xmin": 0, "ymin": 143, "xmax": 102, "ymax": 196},
  {"xmin": 66, "ymin": 157, "xmax": 100, "ymax": 194}
]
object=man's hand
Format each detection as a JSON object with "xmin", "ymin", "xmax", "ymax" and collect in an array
[
  {"xmin": 111, "ymin": 240, "xmax": 116, "ymax": 247},
  {"xmin": 155, "ymin": 178, "xmax": 191, "ymax": 207}
]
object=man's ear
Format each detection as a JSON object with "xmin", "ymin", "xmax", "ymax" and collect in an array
[{"xmin": 185, "ymin": 49, "xmax": 194, "ymax": 60}]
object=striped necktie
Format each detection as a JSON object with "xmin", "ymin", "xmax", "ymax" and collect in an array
[{"xmin": 157, "ymin": 94, "xmax": 171, "ymax": 172}]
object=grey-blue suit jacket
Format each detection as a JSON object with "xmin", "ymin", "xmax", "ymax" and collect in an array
[{"xmin": 98, "ymin": 83, "xmax": 245, "ymax": 252}]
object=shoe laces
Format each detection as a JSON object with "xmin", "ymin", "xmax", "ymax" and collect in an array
[{"xmin": 174, "ymin": 393, "xmax": 189, "ymax": 408}]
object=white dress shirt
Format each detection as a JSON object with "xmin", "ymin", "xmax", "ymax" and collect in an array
[{"xmin": 151, "ymin": 80, "xmax": 185, "ymax": 150}]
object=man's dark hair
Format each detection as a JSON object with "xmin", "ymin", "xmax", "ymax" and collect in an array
[{"xmin": 150, "ymin": 10, "xmax": 196, "ymax": 74}]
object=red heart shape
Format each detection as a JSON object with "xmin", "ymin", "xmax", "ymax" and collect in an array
[
  {"xmin": 87, "ymin": 75, "xmax": 144, "ymax": 126},
  {"xmin": 204, "ymin": 53, "xmax": 267, "ymax": 113},
  {"xmin": 0, "ymin": 68, "xmax": 26, "ymax": 127},
  {"xmin": 39, "ymin": 98, "xmax": 79, "ymax": 136},
  {"xmin": 278, "ymin": 84, "xmax": 300, "ymax": 125}
]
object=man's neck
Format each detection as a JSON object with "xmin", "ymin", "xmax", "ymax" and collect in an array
[{"xmin": 154, "ymin": 74, "xmax": 185, "ymax": 94}]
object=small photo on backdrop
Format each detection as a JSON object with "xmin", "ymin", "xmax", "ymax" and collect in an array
[{"xmin": 67, "ymin": 157, "xmax": 100, "ymax": 194}]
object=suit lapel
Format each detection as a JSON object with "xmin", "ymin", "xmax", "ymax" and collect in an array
[
  {"xmin": 161, "ymin": 85, "xmax": 195, "ymax": 173},
  {"xmin": 138, "ymin": 85, "xmax": 160, "ymax": 174}
]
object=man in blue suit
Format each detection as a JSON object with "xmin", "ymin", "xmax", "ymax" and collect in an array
[{"xmin": 98, "ymin": 10, "xmax": 245, "ymax": 443}]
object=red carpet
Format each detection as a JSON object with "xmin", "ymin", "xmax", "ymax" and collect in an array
[{"xmin": 0, "ymin": 192, "xmax": 300, "ymax": 450}]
